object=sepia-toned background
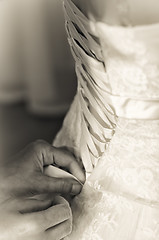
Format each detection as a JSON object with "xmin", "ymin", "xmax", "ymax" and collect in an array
[{"xmin": 0, "ymin": 0, "xmax": 76, "ymax": 163}]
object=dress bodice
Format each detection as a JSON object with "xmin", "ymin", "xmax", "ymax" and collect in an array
[
  {"xmin": 96, "ymin": 22, "xmax": 159, "ymax": 119},
  {"xmin": 57, "ymin": 0, "xmax": 159, "ymax": 173},
  {"xmin": 97, "ymin": 23, "xmax": 159, "ymax": 99},
  {"xmin": 64, "ymin": 0, "xmax": 159, "ymax": 119},
  {"xmin": 54, "ymin": 3, "xmax": 159, "ymax": 239}
]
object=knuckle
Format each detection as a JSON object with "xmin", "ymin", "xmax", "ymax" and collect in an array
[
  {"xmin": 60, "ymin": 180, "xmax": 72, "ymax": 193},
  {"xmin": 35, "ymin": 139, "xmax": 46, "ymax": 146},
  {"xmin": 31, "ymin": 139, "xmax": 47, "ymax": 151}
]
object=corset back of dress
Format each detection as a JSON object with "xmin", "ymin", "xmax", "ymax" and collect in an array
[
  {"xmin": 63, "ymin": 0, "xmax": 117, "ymax": 173},
  {"xmin": 57, "ymin": 0, "xmax": 159, "ymax": 174},
  {"xmin": 52, "ymin": 2, "xmax": 159, "ymax": 239}
]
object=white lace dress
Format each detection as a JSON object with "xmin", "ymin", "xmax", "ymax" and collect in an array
[{"xmin": 53, "ymin": 0, "xmax": 159, "ymax": 239}]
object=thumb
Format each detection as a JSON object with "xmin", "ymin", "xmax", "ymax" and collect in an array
[{"xmin": 33, "ymin": 174, "xmax": 82, "ymax": 195}]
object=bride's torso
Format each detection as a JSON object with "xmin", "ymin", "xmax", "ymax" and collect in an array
[
  {"xmin": 54, "ymin": 0, "xmax": 159, "ymax": 179},
  {"xmin": 53, "ymin": 2, "xmax": 159, "ymax": 239}
]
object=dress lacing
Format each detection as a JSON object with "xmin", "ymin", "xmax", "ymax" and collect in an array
[
  {"xmin": 53, "ymin": 1, "xmax": 159, "ymax": 239},
  {"xmin": 63, "ymin": 0, "xmax": 116, "ymax": 173}
]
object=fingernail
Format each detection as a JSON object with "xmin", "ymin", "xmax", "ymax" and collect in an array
[{"xmin": 71, "ymin": 183, "xmax": 82, "ymax": 195}]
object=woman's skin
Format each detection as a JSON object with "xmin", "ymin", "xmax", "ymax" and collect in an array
[{"xmin": 71, "ymin": 0, "xmax": 159, "ymax": 26}]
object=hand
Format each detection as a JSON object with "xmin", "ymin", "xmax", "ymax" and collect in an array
[
  {"xmin": 0, "ymin": 196, "xmax": 72, "ymax": 240},
  {"xmin": 0, "ymin": 140, "xmax": 85, "ymax": 201}
]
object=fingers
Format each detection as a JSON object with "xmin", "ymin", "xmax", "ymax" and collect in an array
[
  {"xmin": 44, "ymin": 218, "xmax": 72, "ymax": 240},
  {"xmin": 44, "ymin": 197, "xmax": 72, "ymax": 240},
  {"xmin": 53, "ymin": 147, "xmax": 86, "ymax": 184},
  {"xmin": 25, "ymin": 197, "xmax": 72, "ymax": 232},
  {"xmin": 32, "ymin": 140, "xmax": 85, "ymax": 183},
  {"xmin": 52, "ymin": 195, "xmax": 70, "ymax": 206},
  {"xmin": 34, "ymin": 174, "xmax": 82, "ymax": 195},
  {"xmin": 19, "ymin": 199, "xmax": 53, "ymax": 214},
  {"xmin": 5, "ymin": 197, "xmax": 53, "ymax": 213}
]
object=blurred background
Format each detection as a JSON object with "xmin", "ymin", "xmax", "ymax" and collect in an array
[{"xmin": 0, "ymin": 0, "xmax": 76, "ymax": 163}]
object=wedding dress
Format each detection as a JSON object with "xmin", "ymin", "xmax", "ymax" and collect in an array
[{"xmin": 53, "ymin": 0, "xmax": 159, "ymax": 239}]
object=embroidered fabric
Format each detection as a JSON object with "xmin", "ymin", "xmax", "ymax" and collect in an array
[{"xmin": 53, "ymin": 0, "xmax": 159, "ymax": 239}]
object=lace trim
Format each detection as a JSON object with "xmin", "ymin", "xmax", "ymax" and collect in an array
[{"xmin": 67, "ymin": 182, "xmax": 159, "ymax": 240}]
